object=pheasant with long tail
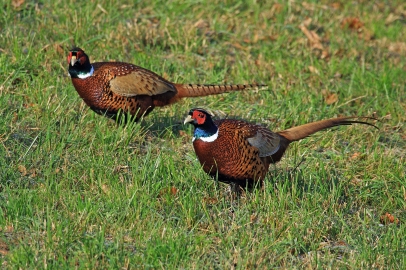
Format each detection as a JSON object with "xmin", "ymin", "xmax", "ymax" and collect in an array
[
  {"xmin": 67, "ymin": 47, "xmax": 266, "ymax": 122},
  {"xmin": 184, "ymin": 108, "xmax": 377, "ymax": 190}
]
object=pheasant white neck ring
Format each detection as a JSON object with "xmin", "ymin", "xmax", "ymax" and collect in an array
[
  {"xmin": 76, "ymin": 65, "xmax": 94, "ymax": 79},
  {"xmin": 193, "ymin": 129, "xmax": 219, "ymax": 142}
]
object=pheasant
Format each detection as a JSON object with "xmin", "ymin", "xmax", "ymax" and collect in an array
[
  {"xmin": 184, "ymin": 108, "xmax": 377, "ymax": 189},
  {"xmin": 67, "ymin": 47, "xmax": 266, "ymax": 122}
]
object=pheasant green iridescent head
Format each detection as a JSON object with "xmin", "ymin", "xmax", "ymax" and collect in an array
[
  {"xmin": 67, "ymin": 47, "xmax": 93, "ymax": 79},
  {"xmin": 184, "ymin": 108, "xmax": 218, "ymax": 141}
]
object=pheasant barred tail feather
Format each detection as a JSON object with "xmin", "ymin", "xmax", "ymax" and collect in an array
[
  {"xmin": 278, "ymin": 117, "xmax": 378, "ymax": 142},
  {"xmin": 174, "ymin": 83, "xmax": 268, "ymax": 99}
]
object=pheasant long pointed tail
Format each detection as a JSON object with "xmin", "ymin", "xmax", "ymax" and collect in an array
[
  {"xmin": 174, "ymin": 83, "xmax": 268, "ymax": 98},
  {"xmin": 277, "ymin": 117, "xmax": 377, "ymax": 142}
]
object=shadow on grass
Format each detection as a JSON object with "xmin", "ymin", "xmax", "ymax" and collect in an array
[{"xmin": 266, "ymin": 160, "xmax": 350, "ymax": 203}]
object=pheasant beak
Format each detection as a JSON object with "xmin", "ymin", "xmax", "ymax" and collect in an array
[
  {"xmin": 184, "ymin": 115, "xmax": 194, "ymax": 125},
  {"xmin": 70, "ymin": 55, "xmax": 78, "ymax": 66}
]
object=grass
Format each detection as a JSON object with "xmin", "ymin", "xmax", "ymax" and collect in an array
[{"xmin": 1, "ymin": 0, "xmax": 405, "ymax": 268}]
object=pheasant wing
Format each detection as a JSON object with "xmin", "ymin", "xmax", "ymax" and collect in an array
[
  {"xmin": 109, "ymin": 66, "xmax": 176, "ymax": 97},
  {"xmin": 247, "ymin": 127, "xmax": 281, "ymax": 157}
]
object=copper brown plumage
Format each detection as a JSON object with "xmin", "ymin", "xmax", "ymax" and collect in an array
[
  {"xmin": 184, "ymin": 108, "xmax": 377, "ymax": 189},
  {"xmin": 67, "ymin": 47, "xmax": 266, "ymax": 122}
]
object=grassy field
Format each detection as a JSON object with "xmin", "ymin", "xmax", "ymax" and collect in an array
[{"xmin": 1, "ymin": 0, "xmax": 405, "ymax": 268}]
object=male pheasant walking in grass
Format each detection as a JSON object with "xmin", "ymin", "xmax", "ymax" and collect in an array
[
  {"xmin": 67, "ymin": 47, "xmax": 266, "ymax": 122},
  {"xmin": 184, "ymin": 108, "xmax": 377, "ymax": 190}
]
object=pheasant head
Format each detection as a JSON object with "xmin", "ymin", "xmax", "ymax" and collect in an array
[
  {"xmin": 67, "ymin": 47, "xmax": 94, "ymax": 79},
  {"xmin": 184, "ymin": 108, "xmax": 219, "ymax": 142}
]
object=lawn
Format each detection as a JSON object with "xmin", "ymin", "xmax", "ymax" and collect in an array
[{"xmin": 0, "ymin": 0, "xmax": 405, "ymax": 268}]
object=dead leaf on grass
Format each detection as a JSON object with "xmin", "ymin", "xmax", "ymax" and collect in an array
[
  {"xmin": 12, "ymin": 112, "xmax": 18, "ymax": 123},
  {"xmin": 359, "ymin": 30, "xmax": 374, "ymax": 41},
  {"xmin": 54, "ymin": 44, "xmax": 65, "ymax": 56},
  {"xmin": 388, "ymin": 42, "xmax": 406, "ymax": 55},
  {"xmin": 271, "ymin": 3, "xmax": 283, "ymax": 14},
  {"xmin": 299, "ymin": 23, "xmax": 330, "ymax": 59},
  {"xmin": 29, "ymin": 168, "xmax": 37, "ymax": 178},
  {"xmin": 319, "ymin": 240, "xmax": 352, "ymax": 253},
  {"xmin": 231, "ymin": 42, "xmax": 249, "ymax": 51},
  {"xmin": 330, "ymin": 2, "xmax": 342, "ymax": 10},
  {"xmin": 101, "ymin": 184, "xmax": 110, "ymax": 195},
  {"xmin": 320, "ymin": 49, "xmax": 330, "ymax": 59},
  {"xmin": 349, "ymin": 152, "xmax": 361, "ymax": 160},
  {"xmin": 341, "ymin": 17, "xmax": 364, "ymax": 31},
  {"xmin": 18, "ymin": 164, "xmax": 27, "ymax": 176},
  {"xmin": 380, "ymin": 212, "xmax": 399, "ymax": 225},
  {"xmin": 158, "ymin": 186, "xmax": 178, "ymax": 198},
  {"xmin": 324, "ymin": 92, "xmax": 338, "ymax": 105},
  {"xmin": 385, "ymin": 13, "xmax": 402, "ymax": 25},
  {"xmin": 302, "ymin": 2, "xmax": 317, "ymax": 11},
  {"xmin": 114, "ymin": 165, "xmax": 130, "ymax": 173},
  {"xmin": 0, "ymin": 239, "xmax": 9, "ymax": 256},
  {"xmin": 169, "ymin": 186, "xmax": 178, "ymax": 195},
  {"xmin": 202, "ymin": 197, "xmax": 218, "ymax": 205},
  {"xmin": 194, "ymin": 19, "xmax": 210, "ymax": 29},
  {"xmin": 308, "ymin": 65, "xmax": 319, "ymax": 75},
  {"xmin": 12, "ymin": 0, "xmax": 25, "ymax": 9},
  {"xmin": 299, "ymin": 24, "xmax": 324, "ymax": 50},
  {"xmin": 178, "ymin": 130, "xmax": 188, "ymax": 137},
  {"xmin": 302, "ymin": 17, "xmax": 313, "ymax": 27}
]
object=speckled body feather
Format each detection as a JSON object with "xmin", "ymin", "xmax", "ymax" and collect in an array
[
  {"xmin": 193, "ymin": 119, "xmax": 282, "ymax": 187},
  {"xmin": 68, "ymin": 48, "xmax": 266, "ymax": 122}
]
